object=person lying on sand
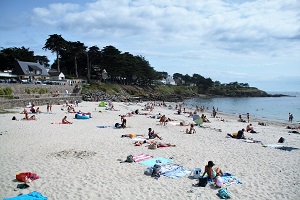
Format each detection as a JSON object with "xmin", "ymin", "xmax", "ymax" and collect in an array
[
  {"xmin": 121, "ymin": 133, "xmax": 144, "ymax": 138},
  {"xmin": 227, "ymin": 129, "xmax": 246, "ymax": 139},
  {"xmin": 134, "ymin": 140, "xmax": 176, "ymax": 147}
]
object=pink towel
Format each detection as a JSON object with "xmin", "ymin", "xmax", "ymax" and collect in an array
[
  {"xmin": 52, "ymin": 122, "xmax": 62, "ymax": 124},
  {"xmin": 133, "ymin": 154, "xmax": 154, "ymax": 162}
]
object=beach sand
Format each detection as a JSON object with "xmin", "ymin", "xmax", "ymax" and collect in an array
[{"xmin": 0, "ymin": 101, "xmax": 299, "ymax": 200}]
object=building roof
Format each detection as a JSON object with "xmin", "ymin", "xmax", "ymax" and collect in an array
[{"xmin": 14, "ymin": 60, "xmax": 49, "ymax": 76}]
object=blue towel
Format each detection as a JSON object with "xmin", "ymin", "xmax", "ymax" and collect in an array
[
  {"xmin": 207, "ymin": 172, "xmax": 242, "ymax": 185},
  {"xmin": 162, "ymin": 165, "xmax": 191, "ymax": 178},
  {"xmin": 139, "ymin": 157, "xmax": 172, "ymax": 167},
  {"xmin": 4, "ymin": 191, "xmax": 48, "ymax": 200},
  {"xmin": 97, "ymin": 126, "xmax": 108, "ymax": 128}
]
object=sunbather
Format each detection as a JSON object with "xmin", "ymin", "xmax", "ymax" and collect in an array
[
  {"xmin": 121, "ymin": 133, "xmax": 144, "ymax": 138},
  {"xmin": 202, "ymin": 161, "xmax": 223, "ymax": 180},
  {"xmin": 148, "ymin": 128, "xmax": 162, "ymax": 140},
  {"xmin": 227, "ymin": 129, "xmax": 246, "ymax": 139},
  {"xmin": 186, "ymin": 124, "xmax": 196, "ymax": 134},
  {"xmin": 62, "ymin": 116, "xmax": 72, "ymax": 124}
]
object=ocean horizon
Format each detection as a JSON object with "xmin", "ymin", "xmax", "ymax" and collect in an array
[{"xmin": 183, "ymin": 91, "xmax": 300, "ymax": 123}]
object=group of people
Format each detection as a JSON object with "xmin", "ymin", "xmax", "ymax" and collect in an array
[
  {"xmin": 20, "ymin": 109, "xmax": 36, "ymax": 120},
  {"xmin": 194, "ymin": 161, "xmax": 224, "ymax": 188}
]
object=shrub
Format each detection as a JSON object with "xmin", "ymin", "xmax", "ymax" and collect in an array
[
  {"xmin": 0, "ymin": 89, "xmax": 5, "ymax": 96},
  {"xmin": 3, "ymin": 87, "xmax": 13, "ymax": 95},
  {"xmin": 25, "ymin": 89, "xmax": 31, "ymax": 94},
  {"xmin": 39, "ymin": 88, "xmax": 47, "ymax": 94}
]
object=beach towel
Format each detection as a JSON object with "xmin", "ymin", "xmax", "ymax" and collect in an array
[
  {"xmin": 275, "ymin": 146, "xmax": 299, "ymax": 151},
  {"xmin": 243, "ymin": 139, "xmax": 261, "ymax": 143},
  {"xmin": 139, "ymin": 157, "xmax": 172, "ymax": 167},
  {"xmin": 51, "ymin": 122, "xmax": 63, "ymax": 124},
  {"xmin": 160, "ymin": 163, "xmax": 191, "ymax": 178},
  {"xmin": 133, "ymin": 154, "xmax": 154, "ymax": 163},
  {"xmin": 4, "ymin": 191, "xmax": 48, "ymax": 200},
  {"xmin": 262, "ymin": 144, "xmax": 284, "ymax": 148},
  {"xmin": 132, "ymin": 137, "xmax": 152, "ymax": 141},
  {"xmin": 207, "ymin": 173, "xmax": 242, "ymax": 185},
  {"xmin": 96, "ymin": 125, "xmax": 109, "ymax": 128}
]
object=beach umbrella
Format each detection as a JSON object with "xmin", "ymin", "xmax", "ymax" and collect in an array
[
  {"xmin": 194, "ymin": 117, "xmax": 203, "ymax": 126},
  {"xmin": 193, "ymin": 115, "xmax": 200, "ymax": 121}
]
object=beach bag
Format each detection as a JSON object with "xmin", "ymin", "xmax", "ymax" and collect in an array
[
  {"xmin": 278, "ymin": 137, "xmax": 285, "ymax": 143},
  {"xmin": 193, "ymin": 168, "xmax": 201, "ymax": 179},
  {"xmin": 218, "ymin": 187, "xmax": 230, "ymax": 199},
  {"xmin": 148, "ymin": 143, "xmax": 157, "ymax": 150},
  {"xmin": 198, "ymin": 177, "xmax": 208, "ymax": 187},
  {"xmin": 12, "ymin": 116, "xmax": 16, "ymax": 120},
  {"xmin": 125, "ymin": 155, "xmax": 134, "ymax": 163},
  {"xmin": 115, "ymin": 123, "xmax": 121, "ymax": 128},
  {"xmin": 144, "ymin": 167, "xmax": 153, "ymax": 176},
  {"xmin": 16, "ymin": 172, "xmax": 39, "ymax": 183},
  {"xmin": 151, "ymin": 164, "xmax": 161, "ymax": 177}
]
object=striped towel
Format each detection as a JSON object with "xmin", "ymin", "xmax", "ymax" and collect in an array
[{"xmin": 133, "ymin": 154, "xmax": 154, "ymax": 163}]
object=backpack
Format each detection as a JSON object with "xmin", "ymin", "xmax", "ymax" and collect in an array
[
  {"xmin": 278, "ymin": 137, "xmax": 285, "ymax": 143},
  {"xmin": 125, "ymin": 155, "xmax": 134, "ymax": 163},
  {"xmin": 144, "ymin": 167, "xmax": 153, "ymax": 175},
  {"xmin": 218, "ymin": 187, "xmax": 230, "ymax": 199},
  {"xmin": 151, "ymin": 164, "xmax": 161, "ymax": 177},
  {"xmin": 197, "ymin": 177, "xmax": 208, "ymax": 187},
  {"xmin": 115, "ymin": 123, "xmax": 121, "ymax": 128},
  {"xmin": 12, "ymin": 116, "xmax": 16, "ymax": 120}
]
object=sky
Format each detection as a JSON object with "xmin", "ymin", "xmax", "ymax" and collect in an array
[{"xmin": 0, "ymin": 0, "xmax": 299, "ymax": 92}]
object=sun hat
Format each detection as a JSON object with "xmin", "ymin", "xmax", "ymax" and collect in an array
[{"xmin": 208, "ymin": 161, "xmax": 215, "ymax": 167}]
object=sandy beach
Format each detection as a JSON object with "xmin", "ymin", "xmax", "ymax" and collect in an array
[{"xmin": 0, "ymin": 101, "xmax": 299, "ymax": 200}]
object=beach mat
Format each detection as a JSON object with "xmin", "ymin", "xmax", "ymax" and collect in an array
[
  {"xmin": 139, "ymin": 157, "xmax": 172, "ymax": 167},
  {"xmin": 4, "ymin": 191, "xmax": 48, "ymax": 200},
  {"xmin": 207, "ymin": 172, "xmax": 242, "ymax": 185},
  {"xmin": 133, "ymin": 153, "xmax": 154, "ymax": 162},
  {"xmin": 275, "ymin": 146, "xmax": 299, "ymax": 151},
  {"xmin": 160, "ymin": 163, "xmax": 191, "ymax": 178},
  {"xmin": 51, "ymin": 122, "xmax": 62, "ymax": 124}
]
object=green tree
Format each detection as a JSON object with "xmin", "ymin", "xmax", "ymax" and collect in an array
[
  {"xmin": 65, "ymin": 41, "xmax": 87, "ymax": 78},
  {"xmin": 43, "ymin": 34, "xmax": 67, "ymax": 72},
  {"xmin": 87, "ymin": 46, "xmax": 102, "ymax": 83},
  {"xmin": 100, "ymin": 45, "xmax": 122, "ymax": 82},
  {"xmin": 0, "ymin": 46, "xmax": 35, "ymax": 71}
]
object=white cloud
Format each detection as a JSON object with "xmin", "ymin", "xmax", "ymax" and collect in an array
[{"xmin": 2, "ymin": 0, "xmax": 298, "ymax": 90}]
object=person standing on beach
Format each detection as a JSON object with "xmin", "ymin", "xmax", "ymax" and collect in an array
[
  {"xmin": 247, "ymin": 113, "xmax": 250, "ymax": 123},
  {"xmin": 289, "ymin": 113, "xmax": 293, "ymax": 123}
]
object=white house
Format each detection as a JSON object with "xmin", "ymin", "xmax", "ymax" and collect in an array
[
  {"xmin": 48, "ymin": 70, "xmax": 65, "ymax": 80},
  {"xmin": 165, "ymin": 75, "xmax": 176, "ymax": 85}
]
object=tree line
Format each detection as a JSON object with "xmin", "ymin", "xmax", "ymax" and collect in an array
[{"xmin": 0, "ymin": 34, "xmax": 256, "ymax": 95}]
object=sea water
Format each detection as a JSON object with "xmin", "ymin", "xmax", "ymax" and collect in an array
[{"xmin": 183, "ymin": 92, "xmax": 300, "ymax": 123}]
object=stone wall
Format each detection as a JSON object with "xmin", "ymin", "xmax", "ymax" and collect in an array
[
  {"xmin": 0, "ymin": 96, "xmax": 82, "ymax": 109},
  {"xmin": 0, "ymin": 83, "xmax": 82, "ymax": 109},
  {"xmin": 0, "ymin": 83, "xmax": 78, "ymax": 99}
]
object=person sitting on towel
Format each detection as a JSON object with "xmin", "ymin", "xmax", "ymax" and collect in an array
[
  {"xmin": 202, "ymin": 161, "xmax": 223, "ymax": 180},
  {"xmin": 148, "ymin": 128, "xmax": 162, "ymax": 140}
]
